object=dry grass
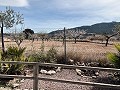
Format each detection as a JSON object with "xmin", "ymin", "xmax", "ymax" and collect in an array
[{"xmin": 2, "ymin": 39, "xmax": 119, "ymax": 64}]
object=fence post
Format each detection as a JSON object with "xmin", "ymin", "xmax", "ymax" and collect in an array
[
  {"xmin": 33, "ymin": 63, "xmax": 39, "ymax": 90},
  {"xmin": 64, "ymin": 27, "xmax": 67, "ymax": 63}
]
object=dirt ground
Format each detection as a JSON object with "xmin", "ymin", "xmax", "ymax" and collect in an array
[{"xmin": 2, "ymin": 39, "xmax": 119, "ymax": 62}]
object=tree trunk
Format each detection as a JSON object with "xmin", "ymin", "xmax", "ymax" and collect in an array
[
  {"xmin": 75, "ymin": 38, "xmax": 77, "ymax": 43},
  {"xmin": 1, "ymin": 22, "xmax": 5, "ymax": 52},
  {"xmin": 105, "ymin": 38, "xmax": 109, "ymax": 47},
  {"xmin": 63, "ymin": 38, "xmax": 64, "ymax": 44}
]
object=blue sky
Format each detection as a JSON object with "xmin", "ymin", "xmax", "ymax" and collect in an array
[{"xmin": 0, "ymin": 0, "xmax": 120, "ymax": 33}]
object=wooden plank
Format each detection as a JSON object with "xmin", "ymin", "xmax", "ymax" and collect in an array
[
  {"xmin": 0, "ymin": 61, "xmax": 120, "ymax": 72},
  {"xmin": 0, "ymin": 61, "xmax": 120, "ymax": 89},
  {"xmin": 0, "ymin": 74, "xmax": 33, "ymax": 79},
  {"xmin": 39, "ymin": 63, "xmax": 120, "ymax": 72},
  {"xmin": 0, "ymin": 61, "xmax": 37, "ymax": 65},
  {"xmin": 38, "ymin": 77, "xmax": 120, "ymax": 89}
]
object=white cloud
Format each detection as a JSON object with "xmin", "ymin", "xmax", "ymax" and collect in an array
[
  {"xmin": 52, "ymin": 0, "xmax": 118, "ymax": 10},
  {"xmin": 0, "ymin": 0, "xmax": 29, "ymax": 7},
  {"xmin": 49, "ymin": 0, "xmax": 120, "ymax": 21}
]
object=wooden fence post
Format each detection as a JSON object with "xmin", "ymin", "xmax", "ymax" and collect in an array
[{"xmin": 33, "ymin": 63, "xmax": 39, "ymax": 90}]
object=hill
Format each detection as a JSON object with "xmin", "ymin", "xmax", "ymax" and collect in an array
[{"xmin": 48, "ymin": 21, "xmax": 120, "ymax": 36}]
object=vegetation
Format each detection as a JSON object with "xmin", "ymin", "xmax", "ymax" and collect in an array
[
  {"xmin": 68, "ymin": 28, "xmax": 86, "ymax": 43},
  {"xmin": 46, "ymin": 46, "xmax": 58, "ymax": 63},
  {"xmin": 28, "ymin": 42, "xmax": 58, "ymax": 63},
  {"xmin": 23, "ymin": 28, "xmax": 34, "ymax": 39},
  {"xmin": 0, "ymin": 46, "xmax": 26, "ymax": 75},
  {"xmin": 107, "ymin": 44, "xmax": 120, "ymax": 68},
  {"xmin": 0, "ymin": 7, "xmax": 23, "ymax": 52},
  {"xmin": 13, "ymin": 33, "xmax": 24, "ymax": 47},
  {"xmin": 102, "ymin": 24, "xmax": 120, "ymax": 46},
  {"xmin": 48, "ymin": 22, "xmax": 120, "ymax": 36}
]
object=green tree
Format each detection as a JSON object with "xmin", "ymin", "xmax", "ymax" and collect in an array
[
  {"xmin": 23, "ymin": 28, "xmax": 34, "ymax": 39},
  {"xmin": 0, "ymin": 7, "xmax": 23, "ymax": 52}
]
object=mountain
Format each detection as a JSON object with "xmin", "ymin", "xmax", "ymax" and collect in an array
[{"xmin": 48, "ymin": 21, "xmax": 120, "ymax": 36}]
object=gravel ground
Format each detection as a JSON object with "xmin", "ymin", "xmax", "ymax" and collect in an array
[{"xmin": 19, "ymin": 69, "xmax": 120, "ymax": 90}]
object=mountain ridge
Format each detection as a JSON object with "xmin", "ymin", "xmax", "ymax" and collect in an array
[{"xmin": 48, "ymin": 21, "xmax": 120, "ymax": 36}]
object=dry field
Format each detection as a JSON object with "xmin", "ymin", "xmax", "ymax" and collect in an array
[{"xmin": 2, "ymin": 39, "xmax": 120, "ymax": 63}]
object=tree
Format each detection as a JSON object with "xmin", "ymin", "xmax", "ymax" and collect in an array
[
  {"xmin": 103, "ymin": 25, "xmax": 120, "ymax": 46},
  {"xmin": 23, "ymin": 28, "xmax": 34, "ymax": 39},
  {"xmin": 68, "ymin": 28, "xmax": 86, "ymax": 43},
  {"xmin": 0, "ymin": 7, "xmax": 23, "ymax": 52},
  {"xmin": 13, "ymin": 33, "xmax": 24, "ymax": 47},
  {"xmin": 37, "ymin": 33, "xmax": 48, "ymax": 43}
]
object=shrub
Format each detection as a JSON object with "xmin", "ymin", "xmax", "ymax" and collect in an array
[
  {"xmin": 28, "ymin": 52, "xmax": 46, "ymax": 62},
  {"xmin": 56, "ymin": 52, "xmax": 82, "ymax": 64},
  {"xmin": 0, "ymin": 46, "xmax": 26, "ymax": 75},
  {"xmin": 28, "ymin": 46, "xmax": 58, "ymax": 63},
  {"xmin": 46, "ymin": 46, "xmax": 58, "ymax": 63},
  {"xmin": 28, "ymin": 41, "xmax": 46, "ymax": 62},
  {"xmin": 107, "ymin": 44, "xmax": 120, "ymax": 68}
]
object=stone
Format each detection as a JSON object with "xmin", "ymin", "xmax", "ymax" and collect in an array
[
  {"xmin": 69, "ymin": 59, "xmax": 74, "ymax": 64},
  {"xmin": 76, "ymin": 69, "xmax": 82, "ymax": 76},
  {"xmin": 13, "ymin": 83, "xmax": 20, "ymax": 88},
  {"xmin": 92, "ymin": 76, "xmax": 97, "ymax": 78},
  {"xmin": 95, "ymin": 72, "xmax": 99, "ymax": 76},
  {"xmin": 81, "ymin": 63, "xmax": 85, "ymax": 66},
  {"xmin": 46, "ymin": 70, "xmax": 56, "ymax": 75},
  {"xmin": 20, "ymin": 79, "xmax": 25, "ymax": 83},
  {"xmin": 40, "ymin": 69, "xmax": 47, "ymax": 74},
  {"xmin": 56, "ymin": 67, "xmax": 61, "ymax": 72}
]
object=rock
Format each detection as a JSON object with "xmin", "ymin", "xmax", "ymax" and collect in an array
[
  {"xmin": 56, "ymin": 67, "xmax": 61, "ymax": 72},
  {"xmin": 40, "ymin": 69, "xmax": 47, "ymax": 74},
  {"xmin": 68, "ymin": 59, "xmax": 74, "ymax": 64},
  {"xmin": 92, "ymin": 76, "xmax": 97, "ymax": 78},
  {"xmin": 81, "ymin": 75, "xmax": 84, "ymax": 77},
  {"xmin": 83, "ymin": 76, "xmax": 87, "ymax": 78},
  {"xmin": 46, "ymin": 70, "xmax": 56, "ymax": 75},
  {"xmin": 81, "ymin": 63, "xmax": 85, "ymax": 66},
  {"xmin": 95, "ymin": 72, "xmax": 99, "ymax": 76},
  {"xmin": 20, "ymin": 79, "xmax": 25, "ymax": 83},
  {"xmin": 76, "ymin": 69, "xmax": 82, "ymax": 76},
  {"xmin": 13, "ymin": 83, "xmax": 20, "ymax": 88},
  {"xmin": 76, "ymin": 62, "xmax": 81, "ymax": 66}
]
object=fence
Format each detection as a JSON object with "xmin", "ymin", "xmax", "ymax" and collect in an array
[{"xmin": 0, "ymin": 61, "xmax": 120, "ymax": 90}]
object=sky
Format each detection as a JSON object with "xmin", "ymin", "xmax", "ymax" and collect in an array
[{"xmin": 0, "ymin": 0, "xmax": 120, "ymax": 33}]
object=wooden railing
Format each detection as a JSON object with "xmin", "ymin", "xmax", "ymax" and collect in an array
[{"xmin": 0, "ymin": 61, "xmax": 120, "ymax": 90}]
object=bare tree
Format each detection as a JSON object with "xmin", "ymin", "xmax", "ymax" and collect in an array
[
  {"xmin": 37, "ymin": 33, "xmax": 49, "ymax": 43},
  {"xmin": 68, "ymin": 28, "xmax": 86, "ymax": 43},
  {"xmin": 103, "ymin": 25, "xmax": 120, "ymax": 46}
]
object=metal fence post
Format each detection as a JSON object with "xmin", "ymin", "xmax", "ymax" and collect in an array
[
  {"xmin": 33, "ymin": 63, "xmax": 39, "ymax": 90},
  {"xmin": 64, "ymin": 27, "xmax": 67, "ymax": 63}
]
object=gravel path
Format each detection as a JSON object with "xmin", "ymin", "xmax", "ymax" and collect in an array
[{"xmin": 19, "ymin": 69, "xmax": 120, "ymax": 90}]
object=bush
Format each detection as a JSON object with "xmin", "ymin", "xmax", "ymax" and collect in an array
[
  {"xmin": 107, "ymin": 44, "xmax": 120, "ymax": 68},
  {"xmin": 46, "ymin": 46, "xmax": 58, "ymax": 63},
  {"xmin": 28, "ymin": 41, "xmax": 46, "ymax": 62},
  {"xmin": 28, "ymin": 46, "xmax": 58, "ymax": 63},
  {"xmin": 0, "ymin": 46, "xmax": 26, "ymax": 75},
  {"xmin": 56, "ymin": 52, "xmax": 82, "ymax": 64},
  {"xmin": 28, "ymin": 52, "xmax": 46, "ymax": 62}
]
